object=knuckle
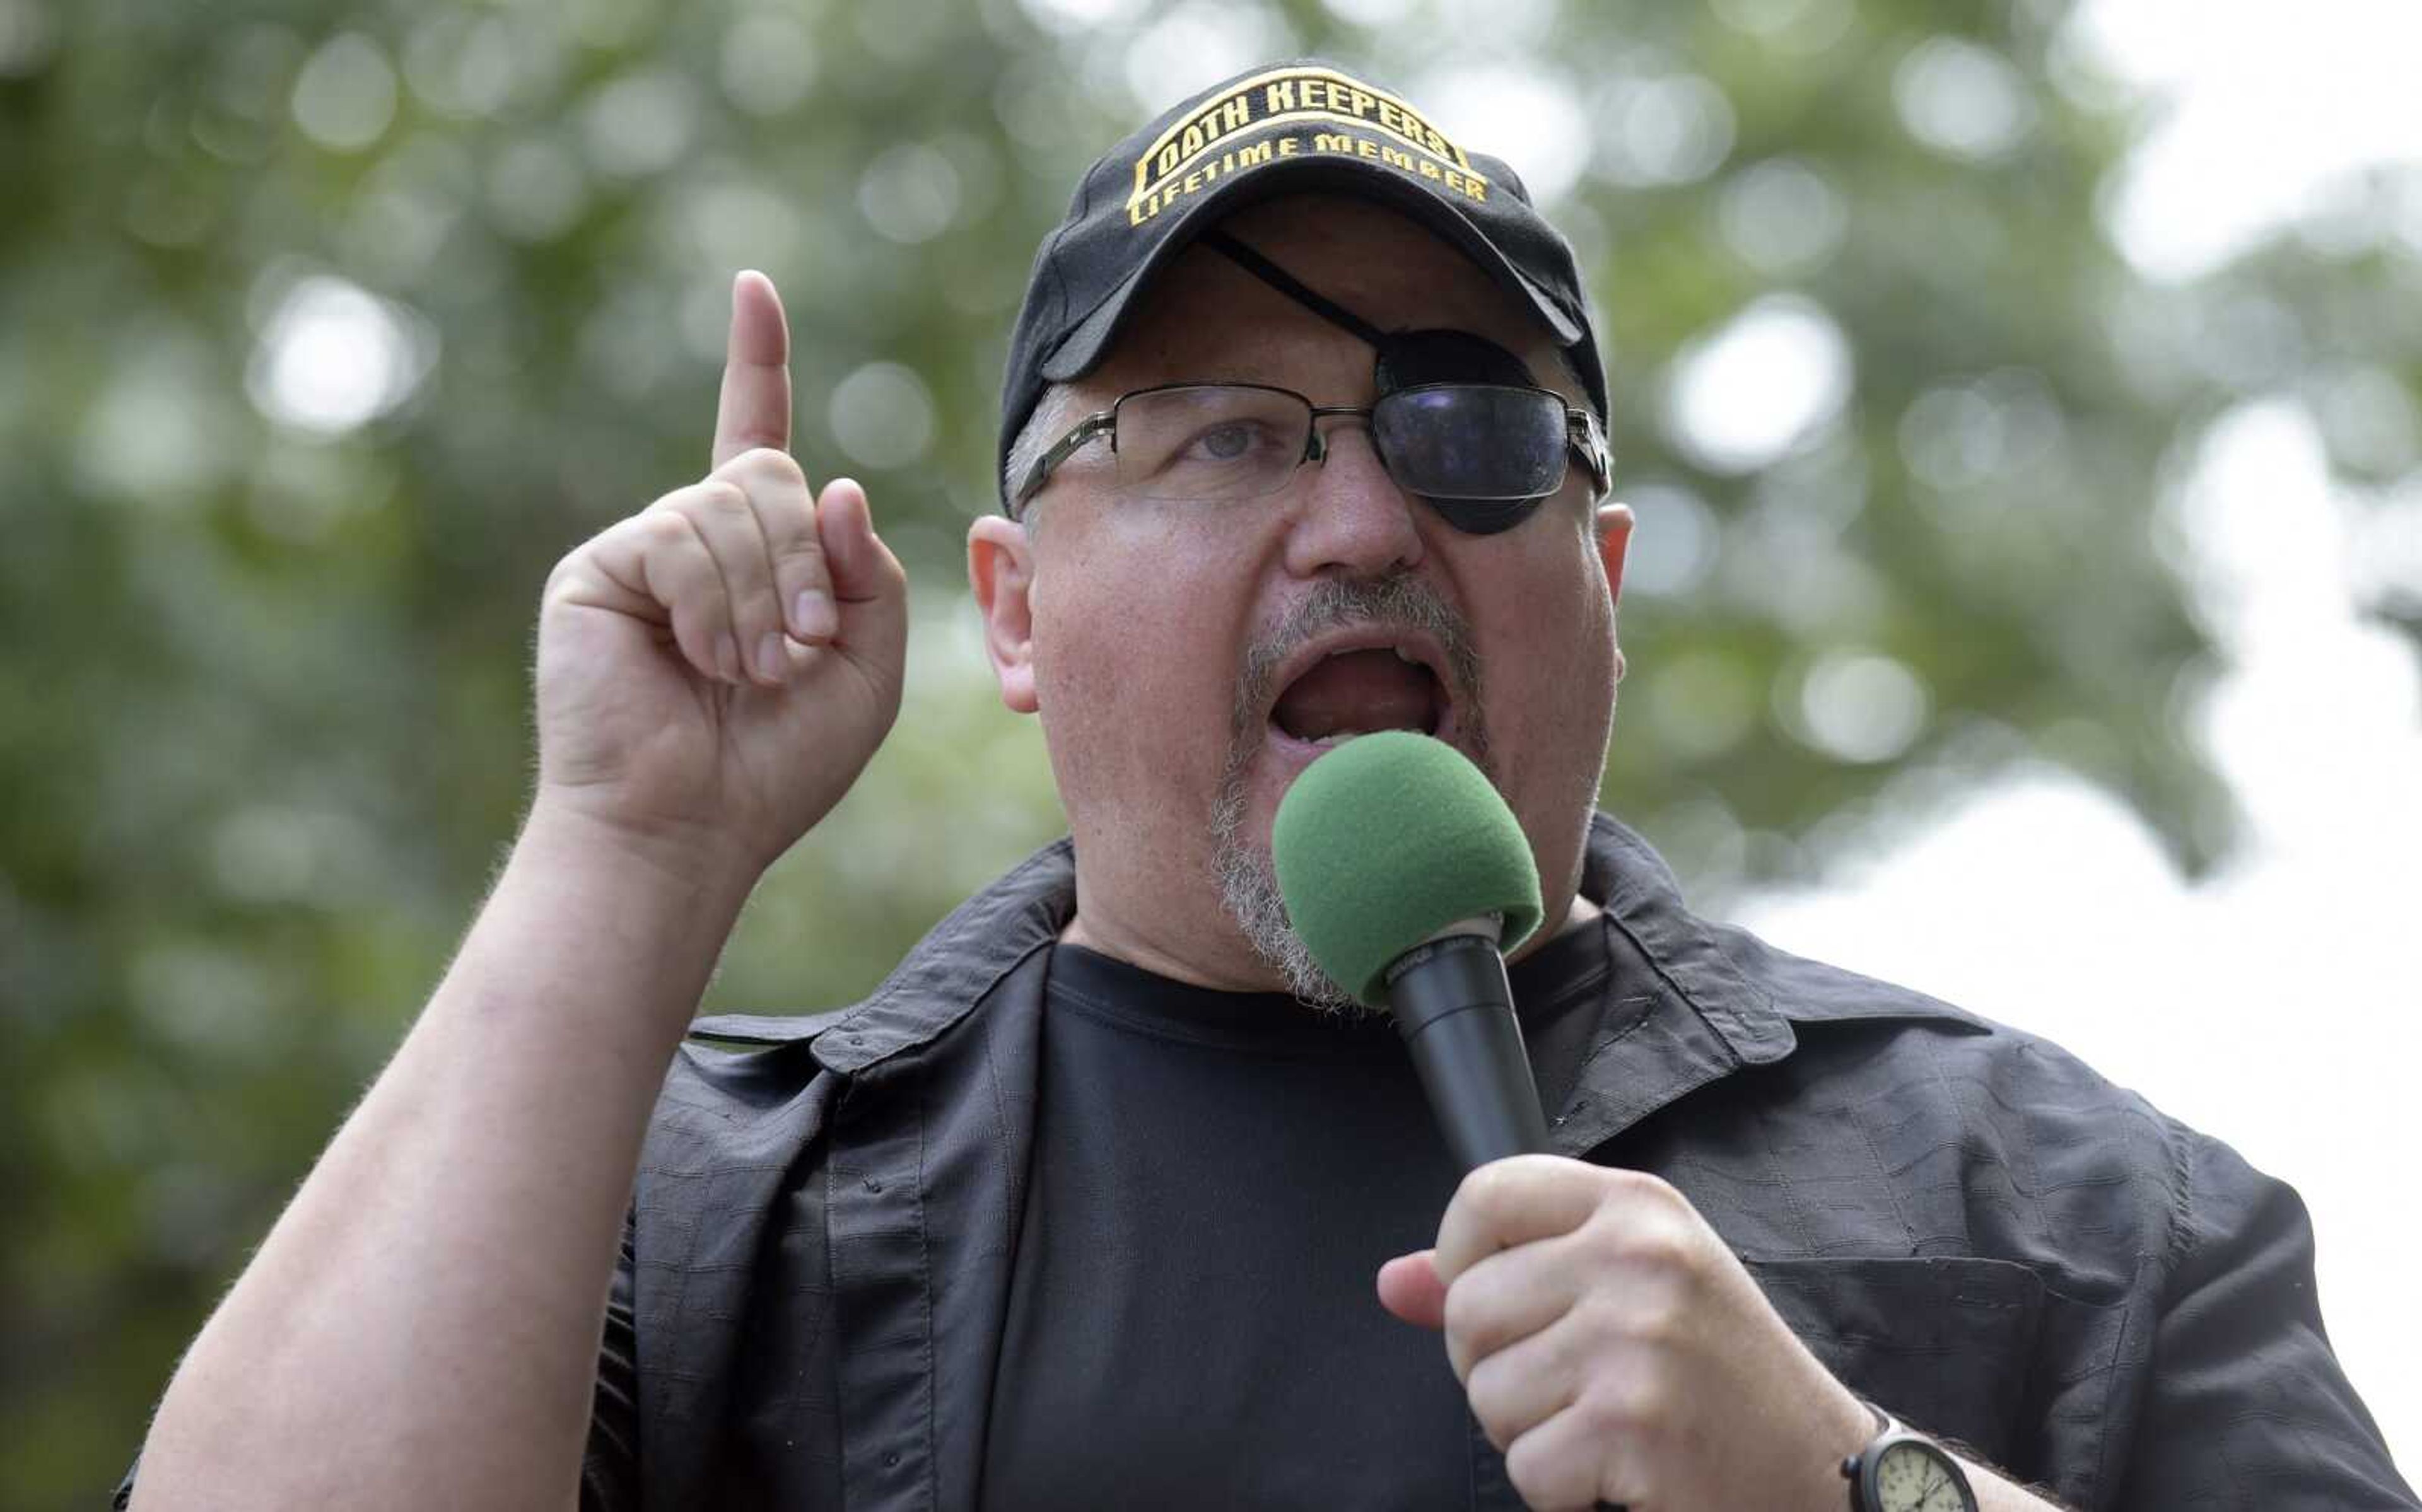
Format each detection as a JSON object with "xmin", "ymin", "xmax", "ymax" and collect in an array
[
  {"xmin": 1456, "ymin": 1160, "xmax": 1521, "ymax": 1214},
  {"xmin": 1575, "ymin": 1378, "xmax": 1642, "ymax": 1439},
  {"xmin": 1612, "ymin": 1166, "xmax": 1686, "ymax": 1213},
  {"xmin": 1619, "ymin": 1282, "xmax": 1688, "ymax": 1352},
  {"xmin": 669, "ymin": 570, "xmax": 725, "ymax": 615},
  {"xmin": 1501, "ymin": 1434, "xmax": 1577, "ymax": 1511},
  {"xmin": 640, "ymin": 509, "xmax": 699, "ymax": 552},
  {"xmin": 1440, "ymin": 1277, "xmax": 1489, "ymax": 1342},
  {"xmin": 1616, "ymin": 1370, "xmax": 1672, "ymax": 1431},
  {"xmin": 1623, "ymin": 1222, "xmax": 1698, "ymax": 1277},
  {"xmin": 770, "ymin": 533, "xmax": 829, "ymax": 570},
  {"xmin": 1571, "ymin": 1207, "xmax": 1629, "ymax": 1263},
  {"xmin": 1463, "ymin": 1356, "xmax": 1519, "ymax": 1442},
  {"xmin": 663, "ymin": 556, "xmax": 718, "ymax": 605},
  {"xmin": 1468, "ymin": 1153, "xmax": 1576, "ymax": 1210},
  {"xmin": 1566, "ymin": 1288, "xmax": 1630, "ymax": 1350},
  {"xmin": 738, "ymin": 591, "xmax": 784, "ymax": 631},
  {"xmin": 722, "ymin": 446, "xmax": 806, "ymax": 492},
  {"xmin": 692, "ymin": 478, "xmax": 753, "ymax": 518}
]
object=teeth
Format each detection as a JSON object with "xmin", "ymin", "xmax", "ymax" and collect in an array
[{"xmin": 1392, "ymin": 645, "xmax": 1419, "ymax": 664}]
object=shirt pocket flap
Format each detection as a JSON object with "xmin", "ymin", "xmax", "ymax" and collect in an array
[{"xmin": 1745, "ymin": 1254, "xmax": 2044, "ymax": 1468}]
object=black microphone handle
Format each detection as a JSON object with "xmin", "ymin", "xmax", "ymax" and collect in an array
[
  {"xmin": 1383, "ymin": 933, "xmax": 1550, "ymax": 1173},
  {"xmin": 1388, "ymin": 938, "xmax": 1619, "ymax": 1511}
]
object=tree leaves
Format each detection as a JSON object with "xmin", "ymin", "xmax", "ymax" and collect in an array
[{"xmin": 3, "ymin": 1, "xmax": 2416, "ymax": 1501}]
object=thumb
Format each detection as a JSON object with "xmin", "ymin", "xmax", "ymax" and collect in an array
[
  {"xmin": 1376, "ymin": 1249, "xmax": 1448, "ymax": 1330},
  {"xmin": 817, "ymin": 477, "xmax": 908, "ymax": 665}
]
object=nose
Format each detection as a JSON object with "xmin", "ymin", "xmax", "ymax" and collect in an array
[{"xmin": 1282, "ymin": 419, "xmax": 1425, "ymax": 580}]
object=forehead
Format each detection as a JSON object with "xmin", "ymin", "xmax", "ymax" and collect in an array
[{"xmin": 1084, "ymin": 194, "xmax": 1572, "ymax": 400}]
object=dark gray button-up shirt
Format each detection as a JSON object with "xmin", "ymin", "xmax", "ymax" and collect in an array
[{"xmin": 126, "ymin": 814, "xmax": 2407, "ymax": 1510}]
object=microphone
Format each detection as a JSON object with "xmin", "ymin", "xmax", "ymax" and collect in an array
[{"xmin": 1271, "ymin": 731, "xmax": 1550, "ymax": 1173}]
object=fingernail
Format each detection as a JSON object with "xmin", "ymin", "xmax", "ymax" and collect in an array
[
  {"xmin": 756, "ymin": 632, "xmax": 786, "ymax": 682},
  {"xmin": 715, "ymin": 634, "xmax": 741, "ymax": 683},
  {"xmin": 794, "ymin": 589, "xmax": 837, "ymax": 641}
]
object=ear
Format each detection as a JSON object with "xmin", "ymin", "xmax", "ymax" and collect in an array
[
  {"xmin": 968, "ymin": 513, "xmax": 1039, "ymax": 715},
  {"xmin": 1593, "ymin": 501, "xmax": 1633, "ymax": 606},
  {"xmin": 1594, "ymin": 501, "xmax": 1634, "ymax": 683}
]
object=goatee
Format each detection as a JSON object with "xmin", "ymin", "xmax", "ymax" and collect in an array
[{"xmin": 1209, "ymin": 571, "xmax": 1489, "ymax": 1016}]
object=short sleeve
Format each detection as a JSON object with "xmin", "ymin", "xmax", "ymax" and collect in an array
[
  {"xmin": 579, "ymin": 1209, "xmax": 643, "ymax": 1512},
  {"xmin": 2115, "ymin": 1129, "xmax": 2417, "ymax": 1506}
]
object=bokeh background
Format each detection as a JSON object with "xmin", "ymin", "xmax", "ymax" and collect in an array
[{"xmin": 3, "ymin": 0, "xmax": 2416, "ymax": 1502}]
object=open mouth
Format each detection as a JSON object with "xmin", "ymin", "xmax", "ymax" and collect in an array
[{"xmin": 1267, "ymin": 638, "xmax": 1453, "ymax": 749}]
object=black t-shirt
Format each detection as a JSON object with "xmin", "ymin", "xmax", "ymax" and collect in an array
[{"xmin": 980, "ymin": 922, "xmax": 1612, "ymax": 1511}]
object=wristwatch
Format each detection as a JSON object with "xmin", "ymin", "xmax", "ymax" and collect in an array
[{"xmin": 1840, "ymin": 1401, "xmax": 1978, "ymax": 1512}]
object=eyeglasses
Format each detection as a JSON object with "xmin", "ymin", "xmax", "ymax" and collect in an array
[{"xmin": 1010, "ymin": 381, "xmax": 1613, "ymax": 533}]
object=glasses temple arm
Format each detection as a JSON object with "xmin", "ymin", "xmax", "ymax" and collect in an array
[
  {"xmin": 1012, "ymin": 410, "xmax": 1117, "ymax": 517},
  {"xmin": 1567, "ymin": 409, "xmax": 1613, "ymax": 497}
]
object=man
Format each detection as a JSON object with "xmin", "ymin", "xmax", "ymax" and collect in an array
[{"xmin": 124, "ymin": 61, "xmax": 2410, "ymax": 1512}]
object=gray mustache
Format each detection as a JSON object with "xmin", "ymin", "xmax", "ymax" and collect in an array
[{"xmin": 1229, "ymin": 573, "xmax": 1487, "ymax": 758}]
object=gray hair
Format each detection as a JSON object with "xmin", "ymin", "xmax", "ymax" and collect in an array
[{"xmin": 1001, "ymin": 384, "xmax": 1078, "ymax": 522}]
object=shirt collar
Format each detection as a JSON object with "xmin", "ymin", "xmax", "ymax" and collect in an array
[
  {"xmin": 1574, "ymin": 812, "xmax": 1798, "ymax": 1067},
  {"xmin": 688, "ymin": 810, "xmax": 1970, "ymax": 1073}
]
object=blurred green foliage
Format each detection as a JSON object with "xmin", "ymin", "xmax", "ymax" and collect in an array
[{"xmin": 3, "ymin": 0, "xmax": 2418, "ymax": 1503}]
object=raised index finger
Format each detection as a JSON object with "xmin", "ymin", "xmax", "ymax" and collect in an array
[{"xmin": 711, "ymin": 269, "xmax": 792, "ymax": 469}]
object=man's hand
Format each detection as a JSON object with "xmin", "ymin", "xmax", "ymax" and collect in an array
[
  {"xmin": 1376, "ymin": 1155, "xmax": 1875, "ymax": 1512},
  {"xmin": 532, "ymin": 270, "xmax": 908, "ymax": 884}
]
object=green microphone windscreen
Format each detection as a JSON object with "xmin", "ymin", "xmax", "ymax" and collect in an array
[{"xmin": 1271, "ymin": 731, "xmax": 1543, "ymax": 1007}]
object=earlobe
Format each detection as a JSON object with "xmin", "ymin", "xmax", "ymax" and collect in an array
[
  {"xmin": 968, "ymin": 515, "xmax": 1040, "ymax": 714},
  {"xmin": 1594, "ymin": 501, "xmax": 1634, "ymax": 606}
]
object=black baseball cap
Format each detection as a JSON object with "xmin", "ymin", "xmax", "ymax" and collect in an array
[{"xmin": 996, "ymin": 59, "xmax": 1608, "ymax": 507}]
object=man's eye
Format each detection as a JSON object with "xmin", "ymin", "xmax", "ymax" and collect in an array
[{"xmin": 1186, "ymin": 421, "xmax": 1270, "ymax": 462}]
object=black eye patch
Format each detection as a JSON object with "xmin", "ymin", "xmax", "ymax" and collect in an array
[
  {"xmin": 1371, "ymin": 327, "xmax": 1538, "ymax": 393},
  {"xmin": 1197, "ymin": 228, "xmax": 1579, "ymax": 535},
  {"xmin": 1371, "ymin": 329, "xmax": 1549, "ymax": 535}
]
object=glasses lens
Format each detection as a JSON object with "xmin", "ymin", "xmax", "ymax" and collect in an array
[
  {"xmin": 1372, "ymin": 385, "xmax": 1567, "ymax": 501},
  {"xmin": 1114, "ymin": 385, "xmax": 1311, "ymax": 501}
]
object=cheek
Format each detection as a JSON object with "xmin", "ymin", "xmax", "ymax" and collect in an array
[
  {"xmin": 1485, "ymin": 532, "xmax": 1616, "ymax": 690},
  {"xmin": 1029, "ymin": 522, "xmax": 1255, "ymax": 807},
  {"xmin": 1471, "ymin": 534, "xmax": 1620, "ymax": 791}
]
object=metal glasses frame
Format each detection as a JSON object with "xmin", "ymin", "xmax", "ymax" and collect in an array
[{"xmin": 1009, "ymin": 380, "xmax": 1612, "ymax": 519}]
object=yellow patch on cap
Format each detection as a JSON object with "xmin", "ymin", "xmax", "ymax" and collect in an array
[{"xmin": 1125, "ymin": 64, "xmax": 1492, "ymax": 228}]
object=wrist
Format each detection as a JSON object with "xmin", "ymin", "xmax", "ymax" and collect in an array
[
  {"xmin": 491, "ymin": 799, "xmax": 763, "ymax": 1045},
  {"xmin": 1837, "ymin": 1399, "xmax": 2004, "ymax": 1512},
  {"xmin": 520, "ymin": 793, "xmax": 765, "ymax": 909},
  {"xmin": 1808, "ymin": 1387, "xmax": 1884, "ymax": 1511}
]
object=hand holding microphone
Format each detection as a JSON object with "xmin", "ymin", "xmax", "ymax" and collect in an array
[{"xmin": 1276, "ymin": 733, "xmax": 1876, "ymax": 1512}]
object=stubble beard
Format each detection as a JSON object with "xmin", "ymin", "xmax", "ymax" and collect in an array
[{"xmin": 1208, "ymin": 572, "xmax": 1490, "ymax": 1018}]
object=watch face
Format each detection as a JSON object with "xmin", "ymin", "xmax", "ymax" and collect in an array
[{"xmin": 1873, "ymin": 1440, "xmax": 1969, "ymax": 1512}]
